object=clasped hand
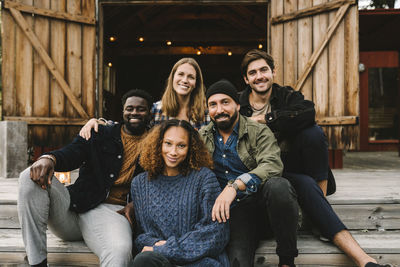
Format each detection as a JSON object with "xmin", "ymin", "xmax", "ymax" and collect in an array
[{"xmin": 141, "ymin": 240, "xmax": 166, "ymax": 252}]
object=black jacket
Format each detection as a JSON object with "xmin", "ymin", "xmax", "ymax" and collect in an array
[
  {"xmin": 47, "ymin": 124, "xmax": 143, "ymax": 213},
  {"xmin": 239, "ymin": 83, "xmax": 336, "ymax": 195},
  {"xmin": 239, "ymin": 83, "xmax": 316, "ymax": 141}
]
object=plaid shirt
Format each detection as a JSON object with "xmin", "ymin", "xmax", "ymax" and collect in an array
[{"xmin": 151, "ymin": 101, "xmax": 210, "ymax": 131}]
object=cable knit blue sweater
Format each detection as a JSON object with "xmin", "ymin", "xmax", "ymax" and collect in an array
[{"xmin": 131, "ymin": 167, "xmax": 230, "ymax": 266}]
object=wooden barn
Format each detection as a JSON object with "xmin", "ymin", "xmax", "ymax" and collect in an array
[
  {"xmin": 1, "ymin": 0, "xmax": 360, "ymax": 165},
  {"xmin": 2, "ymin": 1, "xmax": 400, "ymax": 266}
]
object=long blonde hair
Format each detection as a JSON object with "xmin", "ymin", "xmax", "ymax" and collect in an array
[{"xmin": 161, "ymin": 58, "xmax": 206, "ymax": 123}]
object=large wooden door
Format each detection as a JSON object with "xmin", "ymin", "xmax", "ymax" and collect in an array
[
  {"xmin": 268, "ymin": 0, "xmax": 359, "ymax": 151},
  {"xmin": 359, "ymin": 51, "xmax": 399, "ymax": 151},
  {"xmin": 1, "ymin": 0, "xmax": 96, "ymax": 151}
]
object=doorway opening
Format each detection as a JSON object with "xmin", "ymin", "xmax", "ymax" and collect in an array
[
  {"xmin": 359, "ymin": 51, "xmax": 400, "ymax": 151},
  {"xmin": 98, "ymin": 2, "xmax": 267, "ymax": 120}
]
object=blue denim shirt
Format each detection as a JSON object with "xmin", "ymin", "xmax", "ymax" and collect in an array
[{"xmin": 213, "ymin": 123, "xmax": 261, "ymax": 200}]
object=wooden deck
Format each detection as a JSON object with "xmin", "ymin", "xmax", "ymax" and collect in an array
[{"xmin": 1, "ymin": 168, "xmax": 400, "ymax": 266}]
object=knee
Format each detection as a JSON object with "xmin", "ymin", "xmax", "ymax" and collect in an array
[
  {"xmin": 133, "ymin": 251, "xmax": 164, "ymax": 266},
  {"xmin": 296, "ymin": 125, "xmax": 327, "ymax": 148},
  {"xmin": 101, "ymin": 242, "xmax": 133, "ymax": 266},
  {"xmin": 18, "ymin": 167, "xmax": 40, "ymax": 199},
  {"xmin": 263, "ymin": 177, "xmax": 297, "ymax": 201}
]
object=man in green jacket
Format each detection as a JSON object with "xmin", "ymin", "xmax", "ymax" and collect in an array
[{"xmin": 199, "ymin": 79, "xmax": 299, "ymax": 267}]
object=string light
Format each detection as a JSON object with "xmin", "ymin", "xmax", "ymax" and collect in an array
[
  {"xmin": 166, "ymin": 41, "xmax": 172, "ymax": 46},
  {"xmin": 197, "ymin": 50, "xmax": 201, "ymax": 55},
  {"xmin": 109, "ymin": 36, "xmax": 116, "ymax": 42},
  {"xmin": 139, "ymin": 37, "xmax": 144, "ymax": 42},
  {"xmin": 228, "ymin": 51, "xmax": 232, "ymax": 56},
  {"xmin": 258, "ymin": 44, "xmax": 263, "ymax": 49},
  {"xmin": 107, "ymin": 62, "xmax": 112, "ymax": 67}
]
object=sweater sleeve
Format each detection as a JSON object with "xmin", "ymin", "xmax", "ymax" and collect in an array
[
  {"xmin": 153, "ymin": 169, "xmax": 229, "ymax": 264},
  {"xmin": 131, "ymin": 173, "xmax": 163, "ymax": 249}
]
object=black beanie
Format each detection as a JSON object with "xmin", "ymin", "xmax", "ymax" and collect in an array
[{"xmin": 206, "ymin": 79, "xmax": 239, "ymax": 104}]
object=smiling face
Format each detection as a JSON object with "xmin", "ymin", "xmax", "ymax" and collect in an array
[
  {"xmin": 122, "ymin": 96, "xmax": 151, "ymax": 135},
  {"xmin": 244, "ymin": 58, "xmax": 275, "ymax": 95},
  {"xmin": 207, "ymin": 93, "xmax": 240, "ymax": 132},
  {"xmin": 172, "ymin": 63, "xmax": 197, "ymax": 97},
  {"xmin": 162, "ymin": 126, "xmax": 189, "ymax": 176}
]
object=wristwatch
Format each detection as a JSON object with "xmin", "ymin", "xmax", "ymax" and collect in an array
[{"xmin": 227, "ymin": 180, "xmax": 239, "ymax": 192}]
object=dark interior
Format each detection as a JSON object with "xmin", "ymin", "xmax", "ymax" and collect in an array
[{"xmin": 101, "ymin": 4, "xmax": 267, "ymax": 120}]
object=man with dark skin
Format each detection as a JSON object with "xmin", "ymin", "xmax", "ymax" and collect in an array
[
  {"xmin": 18, "ymin": 89, "xmax": 152, "ymax": 267},
  {"xmin": 239, "ymin": 49, "xmax": 390, "ymax": 267}
]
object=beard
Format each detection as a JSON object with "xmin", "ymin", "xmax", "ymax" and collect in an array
[
  {"xmin": 123, "ymin": 118, "xmax": 148, "ymax": 135},
  {"xmin": 212, "ymin": 110, "xmax": 238, "ymax": 131}
]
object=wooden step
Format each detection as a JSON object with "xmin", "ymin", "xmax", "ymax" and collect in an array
[
  {"xmin": 0, "ymin": 169, "xmax": 399, "ymax": 266},
  {"xmin": 1, "ymin": 228, "xmax": 399, "ymax": 266},
  {"xmin": 255, "ymin": 231, "xmax": 400, "ymax": 266},
  {"xmin": 0, "ymin": 229, "xmax": 99, "ymax": 265},
  {"xmin": 3, "ymin": 203, "xmax": 400, "ymax": 231}
]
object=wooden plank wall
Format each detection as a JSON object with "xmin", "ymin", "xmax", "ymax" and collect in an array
[
  {"xmin": 1, "ymin": 0, "xmax": 96, "ymax": 150},
  {"xmin": 269, "ymin": 0, "xmax": 360, "ymax": 150}
]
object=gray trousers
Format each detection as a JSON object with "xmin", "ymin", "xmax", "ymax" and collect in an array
[{"xmin": 17, "ymin": 167, "xmax": 133, "ymax": 266}]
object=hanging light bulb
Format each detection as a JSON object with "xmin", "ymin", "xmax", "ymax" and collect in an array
[
  {"xmin": 258, "ymin": 44, "xmax": 263, "ymax": 49},
  {"xmin": 228, "ymin": 51, "xmax": 232, "ymax": 56},
  {"xmin": 139, "ymin": 37, "xmax": 144, "ymax": 42},
  {"xmin": 109, "ymin": 36, "xmax": 116, "ymax": 42},
  {"xmin": 166, "ymin": 41, "xmax": 172, "ymax": 46},
  {"xmin": 107, "ymin": 62, "xmax": 113, "ymax": 67}
]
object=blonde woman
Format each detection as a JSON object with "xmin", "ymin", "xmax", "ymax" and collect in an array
[
  {"xmin": 152, "ymin": 57, "xmax": 210, "ymax": 130},
  {"xmin": 80, "ymin": 58, "xmax": 210, "ymax": 140}
]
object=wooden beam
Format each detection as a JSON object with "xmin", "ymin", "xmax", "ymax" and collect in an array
[
  {"xmin": 100, "ymin": 0, "xmax": 268, "ymax": 5},
  {"xmin": 120, "ymin": 45, "xmax": 250, "ymax": 56},
  {"xmin": 8, "ymin": 7, "xmax": 89, "ymax": 119},
  {"xmin": 117, "ymin": 30, "xmax": 264, "ymax": 44},
  {"xmin": 4, "ymin": 116, "xmax": 88, "ymax": 125},
  {"xmin": 294, "ymin": 3, "xmax": 351, "ymax": 92},
  {"xmin": 4, "ymin": 0, "xmax": 95, "ymax": 25},
  {"xmin": 316, "ymin": 116, "xmax": 358, "ymax": 126},
  {"xmin": 271, "ymin": 0, "xmax": 355, "ymax": 25}
]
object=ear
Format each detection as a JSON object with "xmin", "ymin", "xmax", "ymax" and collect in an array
[
  {"xmin": 243, "ymin": 75, "xmax": 249, "ymax": 85},
  {"xmin": 237, "ymin": 104, "xmax": 241, "ymax": 112},
  {"xmin": 272, "ymin": 69, "xmax": 276, "ymax": 78}
]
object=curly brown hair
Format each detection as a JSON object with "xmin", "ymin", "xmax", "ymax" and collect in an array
[{"xmin": 139, "ymin": 119, "xmax": 213, "ymax": 179}]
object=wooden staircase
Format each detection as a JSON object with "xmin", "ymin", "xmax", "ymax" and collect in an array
[{"xmin": 1, "ymin": 169, "xmax": 399, "ymax": 266}]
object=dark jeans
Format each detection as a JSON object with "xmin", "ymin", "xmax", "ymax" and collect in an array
[
  {"xmin": 281, "ymin": 125, "xmax": 329, "ymax": 182},
  {"xmin": 227, "ymin": 177, "xmax": 299, "ymax": 267},
  {"xmin": 282, "ymin": 125, "xmax": 346, "ymax": 240},
  {"xmin": 132, "ymin": 251, "xmax": 173, "ymax": 267}
]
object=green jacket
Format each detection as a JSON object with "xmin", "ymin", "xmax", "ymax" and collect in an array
[{"xmin": 199, "ymin": 114, "xmax": 283, "ymax": 183}]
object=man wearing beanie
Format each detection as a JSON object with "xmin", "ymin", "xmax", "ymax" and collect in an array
[
  {"xmin": 199, "ymin": 79, "xmax": 299, "ymax": 267},
  {"xmin": 239, "ymin": 49, "xmax": 389, "ymax": 267}
]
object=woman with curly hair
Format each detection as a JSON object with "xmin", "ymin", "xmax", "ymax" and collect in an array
[
  {"xmin": 151, "ymin": 57, "xmax": 209, "ymax": 130},
  {"xmin": 131, "ymin": 119, "xmax": 229, "ymax": 267}
]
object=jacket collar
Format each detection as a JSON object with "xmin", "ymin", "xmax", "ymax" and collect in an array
[{"xmin": 203, "ymin": 114, "xmax": 248, "ymax": 140}]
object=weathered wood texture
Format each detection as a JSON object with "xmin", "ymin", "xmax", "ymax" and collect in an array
[
  {"xmin": 3, "ymin": 202, "xmax": 400, "ymax": 231},
  {"xmin": 0, "ymin": 252, "xmax": 99, "ymax": 266},
  {"xmin": 1, "ymin": 0, "xmax": 96, "ymax": 147},
  {"xmin": 1, "ymin": 165, "xmax": 400, "ymax": 265},
  {"xmin": 269, "ymin": 0, "xmax": 360, "ymax": 150},
  {"xmin": 256, "ymin": 231, "xmax": 400, "ymax": 266}
]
